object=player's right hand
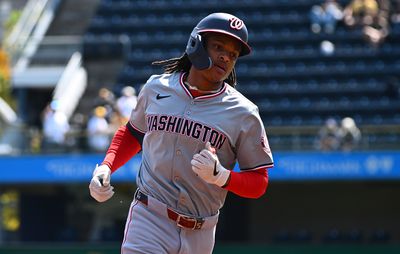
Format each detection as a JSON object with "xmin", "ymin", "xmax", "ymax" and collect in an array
[
  {"xmin": 89, "ymin": 164, "xmax": 114, "ymax": 202},
  {"xmin": 191, "ymin": 142, "xmax": 231, "ymax": 187}
]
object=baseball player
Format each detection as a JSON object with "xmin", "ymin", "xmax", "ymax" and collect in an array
[{"xmin": 89, "ymin": 12, "xmax": 273, "ymax": 254}]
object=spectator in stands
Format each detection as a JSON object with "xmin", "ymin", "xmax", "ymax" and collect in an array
[
  {"xmin": 343, "ymin": 0, "xmax": 379, "ymax": 27},
  {"xmin": 42, "ymin": 100, "xmax": 70, "ymax": 151},
  {"xmin": 94, "ymin": 87, "xmax": 117, "ymax": 122},
  {"xmin": 343, "ymin": 0, "xmax": 391, "ymax": 47},
  {"xmin": 87, "ymin": 106, "xmax": 111, "ymax": 152},
  {"xmin": 362, "ymin": 0, "xmax": 391, "ymax": 47},
  {"xmin": 316, "ymin": 117, "xmax": 341, "ymax": 151},
  {"xmin": 93, "ymin": 87, "xmax": 124, "ymax": 132},
  {"xmin": 116, "ymin": 86, "xmax": 138, "ymax": 121},
  {"xmin": 309, "ymin": 0, "xmax": 344, "ymax": 34},
  {"xmin": 338, "ymin": 117, "xmax": 362, "ymax": 151}
]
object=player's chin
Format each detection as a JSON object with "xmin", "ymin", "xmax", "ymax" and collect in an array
[{"xmin": 210, "ymin": 67, "xmax": 229, "ymax": 82}]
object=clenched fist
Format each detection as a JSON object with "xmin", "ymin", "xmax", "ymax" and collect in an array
[
  {"xmin": 89, "ymin": 164, "xmax": 114, "ymax": 202},
  {"xmin": 191, "ymin": 142, "xmax": 230, "ymax": 187}
]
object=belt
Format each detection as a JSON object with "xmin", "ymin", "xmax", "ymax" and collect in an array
[{"xmin": 135, "ymin": 190, "xmax": 205, "ymax": 230}]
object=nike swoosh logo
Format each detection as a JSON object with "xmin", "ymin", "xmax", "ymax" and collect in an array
[
  {"xmin": 213, "ymin": 161, "xmax": 219, "ymax": 176},
  {"xmin": 156, "ymin": 94, "xmax": 171, "ymax": 100}
]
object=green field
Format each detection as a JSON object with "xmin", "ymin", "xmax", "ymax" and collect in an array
[{"xmin": 1, "ymin": 244, "xmax": 399, "ymax": 254}]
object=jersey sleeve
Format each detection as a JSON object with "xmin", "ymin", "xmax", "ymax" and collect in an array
[
  {"xmin": 128, "ymin": 83, "xmax": 150, "ymax": 134},
  {"xmin": 235, "ymin": 108, "xmax": 274, "ymax": 171}
]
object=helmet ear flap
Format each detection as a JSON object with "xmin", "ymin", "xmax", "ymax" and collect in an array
[{"xmin": 185, "ymin": 33, "xmax": 212, "ymax": 70}]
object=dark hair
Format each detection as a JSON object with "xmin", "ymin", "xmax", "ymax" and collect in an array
[{"xmin": 152, "ymin": 53, "xmax": 237, "ymax": 88}]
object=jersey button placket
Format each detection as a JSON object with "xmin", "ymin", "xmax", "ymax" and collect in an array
[{"xmin": 186, "ymin": 100, "xmax": 194, "ymax": 115}]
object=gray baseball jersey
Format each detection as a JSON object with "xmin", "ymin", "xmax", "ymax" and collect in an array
[{"xmin": 129, "ymin": 71, "xmax": 273, "ymax": 218}]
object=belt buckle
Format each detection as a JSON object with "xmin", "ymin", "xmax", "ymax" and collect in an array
[{"xmin": 176, "ymin": 214, "xmax": 204, "ymax": 230}]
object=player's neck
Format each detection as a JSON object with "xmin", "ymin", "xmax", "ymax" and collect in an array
[
  {"xmin": 186, "ymin": 70, "xmax": 223, "ymax": 93},
  {"xmin": 184, "ymin": 81, "xmax": 221, "ymax": 95}
]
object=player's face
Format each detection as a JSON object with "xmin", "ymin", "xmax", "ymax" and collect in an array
[{"xmin": 204, "ymin": 33, "xmax": 241, "ymax": 82}]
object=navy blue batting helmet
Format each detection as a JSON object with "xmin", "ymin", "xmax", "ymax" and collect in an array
[{"xmin": 185, "ymin": 13, "xmax": 251, "ymax": 70}]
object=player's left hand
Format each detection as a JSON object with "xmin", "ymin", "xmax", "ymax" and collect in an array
[{"xmin": 191, "ymin": 142, "xmax": 230, "ymax": 187}]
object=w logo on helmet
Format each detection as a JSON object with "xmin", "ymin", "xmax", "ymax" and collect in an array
[{"xmin": 229, "ymin": 17, "xmax": 244, "ymax": 30}]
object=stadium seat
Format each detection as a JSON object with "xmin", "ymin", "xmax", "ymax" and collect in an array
[{"xmin": 82, "ymin": 0, "xmax": 400, "ymax": 151}]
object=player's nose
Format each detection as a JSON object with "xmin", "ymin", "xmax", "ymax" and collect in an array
[{"xmin": 219, "ymin": 51, "xmax": 230, "ymax": 62}]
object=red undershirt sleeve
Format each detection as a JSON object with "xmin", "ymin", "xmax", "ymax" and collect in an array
[
  {"xmin": 223, "ymin": 168, "xmax": 269, "ymax": 199},
  {"xmin": 101, "ymin": 124, "xmax": 142, "ymax": 173}
]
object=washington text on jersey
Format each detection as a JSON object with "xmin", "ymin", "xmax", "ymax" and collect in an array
[{"xmin": 146, "ymin": 114, "xmax": 227, "ymax": 149}]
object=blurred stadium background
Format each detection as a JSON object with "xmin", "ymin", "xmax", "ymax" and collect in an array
[{"xmin": 0, "ymin": 0, "xmax": 399, "ymax": 253}]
